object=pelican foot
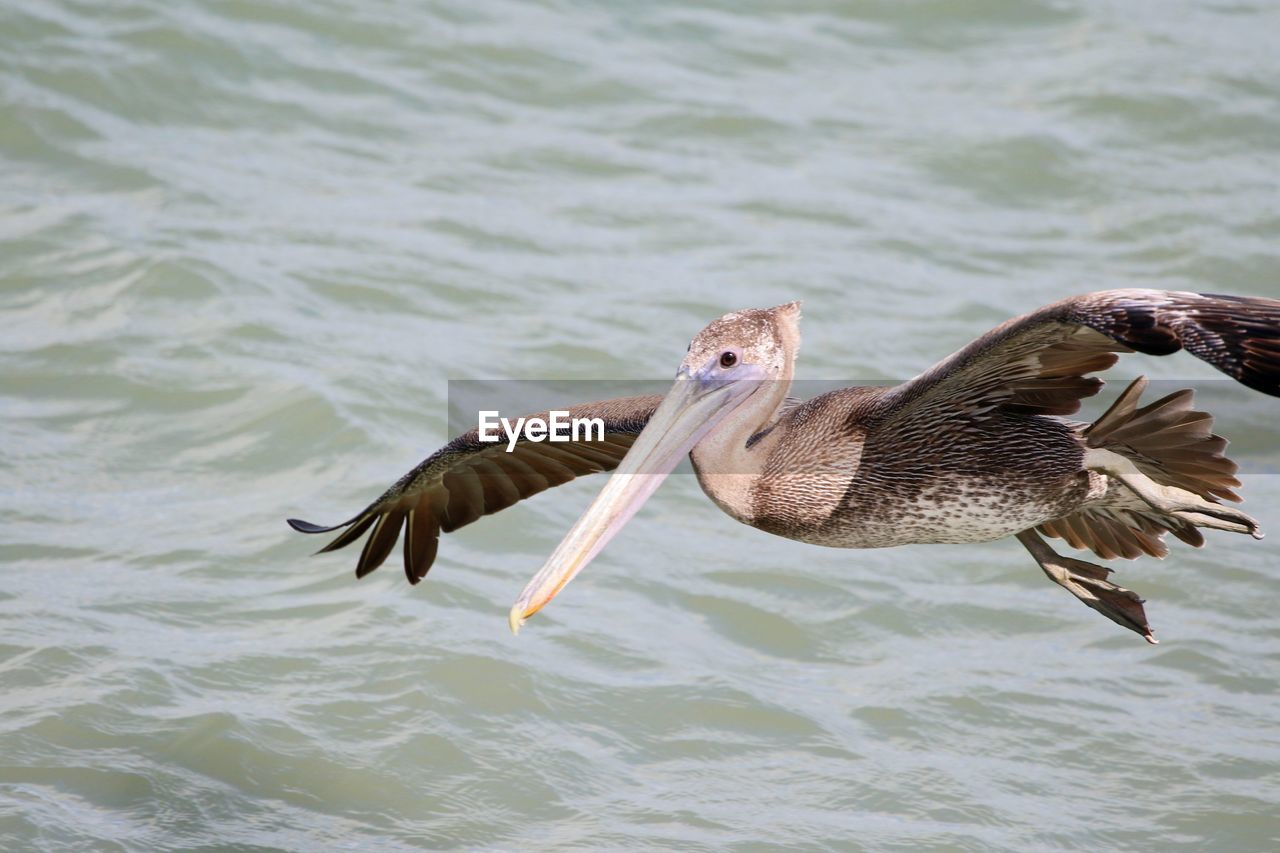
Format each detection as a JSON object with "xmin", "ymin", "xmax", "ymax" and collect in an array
[
  {"xmin": 1016, "ymin": 530, "xmax": 1156, "ymax": 643},
  {"xmin": 1173, "ymin": 510, "xmax": 1260, "ymax": 537}
]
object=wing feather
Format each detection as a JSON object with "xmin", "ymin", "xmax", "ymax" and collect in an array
[
  {"xmin": 356, "ymin": 508, "xmax": 405, "ymax": 579},
  {"xmin": 287, "ymin": 394, "xmax": 664, "ymax": 581},
  {"xmin": 879, "ymin": 290, "xmax": 1280, "ymax": 427},
  {"xmin": 404, "ymin": 504, "xmax": 440, "ymax": 584}
]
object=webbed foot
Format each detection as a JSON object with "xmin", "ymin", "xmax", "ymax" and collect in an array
[{"xmin": 1016, "ymin": 530, "xmax": 1156, "ymax": 643}]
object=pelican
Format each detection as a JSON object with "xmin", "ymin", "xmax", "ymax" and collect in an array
[{"xmin": 289, "ymin": 290, "xmax": 1280, "ymax": 642}]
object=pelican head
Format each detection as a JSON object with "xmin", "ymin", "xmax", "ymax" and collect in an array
[
  {"xmin": 509, "ymin": 301, "xmax": 802, "ymax": 633},
  {"xmin": 679, "ymin": 300, "xmax": 802, "ymax": 381}
]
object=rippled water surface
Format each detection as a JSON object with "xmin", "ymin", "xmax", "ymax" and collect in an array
[{"xmin": 3, "ymin": 1, "xmax": 1280, "ymax": 849}]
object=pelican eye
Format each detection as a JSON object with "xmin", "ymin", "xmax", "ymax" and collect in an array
[{"xmin": 719, "ymin": 351, "xmax": 738, "ymax": 368}]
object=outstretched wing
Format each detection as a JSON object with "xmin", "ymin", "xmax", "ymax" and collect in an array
[
  {"xmin": 288, "ymin": 394, "xmax": 664, "ymax": 583},
  {"xmin": 878, "ymin": 289, "xmax": 1280, "ymax": 425}
]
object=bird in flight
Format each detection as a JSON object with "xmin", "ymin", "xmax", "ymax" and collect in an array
[{"xmin": 289, "ymin": 290, "xmax": 1280, "ymax": 642}]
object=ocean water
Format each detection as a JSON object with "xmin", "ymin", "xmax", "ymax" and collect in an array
[{"xmin": 2, "ymin": 0, "xmax": 1280, "ymax": 849}]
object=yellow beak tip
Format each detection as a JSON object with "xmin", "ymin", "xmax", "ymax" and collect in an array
[{"xmin": 507, "ymin": 604, "xmax": 527, "ymax": 636}]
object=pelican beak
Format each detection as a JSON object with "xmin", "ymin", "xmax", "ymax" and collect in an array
[{"xmin": 508, "ymin": 362, "xmax": 763, "ymax": 633}]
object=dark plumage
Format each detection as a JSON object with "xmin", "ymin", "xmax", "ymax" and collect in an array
[{"xmin": 289, "ymin": 396, "xmax": 663, "ymax": 582}]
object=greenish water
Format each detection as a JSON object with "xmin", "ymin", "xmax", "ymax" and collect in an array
[{"xmin": 3, "ymin": 0, "xmax": 1280, "ymax": 849}]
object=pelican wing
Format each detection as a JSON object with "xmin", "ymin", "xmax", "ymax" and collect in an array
[
  {"xmin": 879, "ymin": 289, "xmax": 1280, "ymax": 424},
  {"xmin": 288, "ymin": 394, "xmax": 664, "ymax": 583}
]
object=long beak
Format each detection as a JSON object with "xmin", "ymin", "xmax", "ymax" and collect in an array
[{"xmin": 508, "ymin": 367, "xmax": 761, "ymax": 633}]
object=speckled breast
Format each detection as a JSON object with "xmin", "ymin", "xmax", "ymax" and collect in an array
[{"xmin": 745, "ymin": 413, "xmax": 1099, "ymax": 549}]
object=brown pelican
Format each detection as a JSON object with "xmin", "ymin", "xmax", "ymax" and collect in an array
[{"xmin": 289, "ymin": 290, "xmax": 1280, "ymax": 642}]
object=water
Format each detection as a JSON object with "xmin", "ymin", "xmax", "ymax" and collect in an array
[{"xmin": 3, "ymin": 0, "xmax": 1280, "ymax": 848}]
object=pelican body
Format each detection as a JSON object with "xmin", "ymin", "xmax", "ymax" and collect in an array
[{"xmin": 290, "ymin": 291, "xmax": 1280, "ymax": 642}]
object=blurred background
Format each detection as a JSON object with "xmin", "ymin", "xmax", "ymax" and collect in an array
[{"xmin": 2, "ymin": 0, "xmax": 1279, "ymax": 848}]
